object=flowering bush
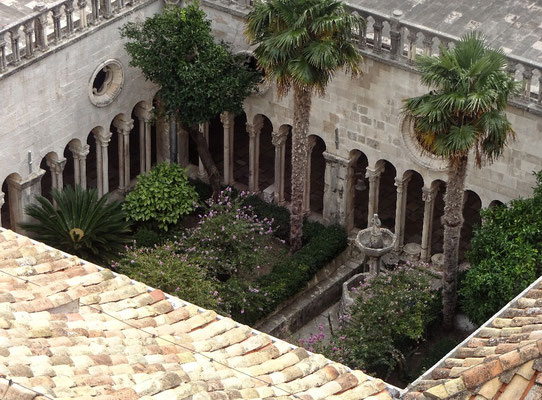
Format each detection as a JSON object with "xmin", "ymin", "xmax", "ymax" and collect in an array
[
  {"xmin": 116, "ymin": 187, "xmax": 279, "ymax": 323},
  {"xmin": 177, "ymin": 187, "xmax": 280, "ymax": 280},
  {"xmin": 114, "ymin": 246, "xmax": 220, "ymax": 310},
  {"xmin": 299, "ymin": 265, "xmax": 438, "ymax": 378}
]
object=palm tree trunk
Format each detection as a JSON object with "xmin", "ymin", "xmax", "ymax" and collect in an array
[
  {"xmin": 183, "ymin": 124, "xmax": 221, "ymax": 200},
  {"xmin": 290, "ymin": 84, "xmax": 312, "ymax": 252},
  {"xmin": 442, "ymin": 154, "xmax": 468, "ymax": 329}
]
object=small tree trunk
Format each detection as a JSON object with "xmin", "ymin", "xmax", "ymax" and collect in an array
[
  {"xmin": 184, "ymin": 124, "xmax": 221, "ymax": 200},
  {"xmin": 290, "ymin": 84, "xmax": 312, "ymax": 252},
  {"xmin": 442, "ymin": 155, "xmax": 469, "ymax": 329}
]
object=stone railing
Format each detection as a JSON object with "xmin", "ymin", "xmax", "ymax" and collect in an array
[
  {"xmin": 202, "ymin": 0, "xmax": 542, "ymax": 110},
  {"xmin": 0, "ymin": 0, "xmax": 157, "ymax": 77},
  {"xmin": 344, "ymin": 4, "xmax": 542, "ymax": 108}
]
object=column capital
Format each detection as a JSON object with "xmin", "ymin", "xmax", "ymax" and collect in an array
[
  {"xmin": 394, "ymin": 175, "xmax": 412, "ymax": 190},
  {"xmin": 422, "ymin": 186, "xmax": 438, "ymax": 203},
  {"xmin": 46, "ymin": 157, "xmax": 67, "ymax": 173},
  {"xmin": 220, "ymin": 111, "xmax": 234, "ymax": 127},
  {"xmin": 246, "ymin": 123, "xmax": 257, "ymax": 138},
  {"xmin": 95, "ymin": 131, "xmax": 113, "ymax": 147},
  {"xmin": 366, "ymin": 165, "xmax": 384, "ymax": 181},
  {"xmin": 69, "ymin": 143, "xmax": 90, "ymax": 159},
  {"xmin": 113, "ymin": 117, "xmax": 134, "ymax": 135},
  {"xmin": 0, "ymin": 191, "xmax": 4, "ymax": 208},
  {"xmin": 135, "ymin": 103, "xmax": 154, "ymax": 122},
  {"xmin": 271, "ymin": 131, "xmax": 288, "ymax": 147}
]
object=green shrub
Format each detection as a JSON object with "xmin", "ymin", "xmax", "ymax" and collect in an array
[
  {"xmin": 460, "ymin": 171, "xmax": 542, "ymax": 325},
  {"xmin": 190, "ymin": 178, "xmax": 214, "ymax": 202},
  {"xmin": 243, "ymin": 195, "xmax": 291, "ymax": 240},
  {"xmin": 114, "ymin": 246, "xmax": 219, "ymax": 310},
  {"xmin": 241, "ymin": 224, "xmax": 348, "ymax": 325},
  {"xmin": 299, "ymin": 266, "xmax": 438, "ymax": 378},
  {"xmin": 134, "ymin": 227, "xmax": 161, "ymax": 248},
  {"xmin": 21, "ymin": 185, "xmax": 131, "ymax": 265},
  {"xmin": 123, "ymin": 163, "xmax": 198, "ymax": 231}
]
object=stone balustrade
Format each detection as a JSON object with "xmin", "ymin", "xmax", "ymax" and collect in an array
[
  {"xmin": 343, "ymin": 3, "xmax": 542, "ymax": 107},
  {"xmin": 201, "ymin": 0, "xmax": 542, "ymax": 110},
  {"xmin": 0, "ymin": 0, "xmax": 157, "ymax": 77}
]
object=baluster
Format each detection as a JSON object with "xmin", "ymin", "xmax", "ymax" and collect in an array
[
  {"xmin": 422, "ymin": 34, "xmax": 432, "ymax": 56},
  {"xmin": 90, "ymin": 0, "xmax": 99, "ymax": 24},
  {"xmin": 0, "ymin": 33, "xmax": 6, "ymax": 72},
  {"xmin": 538, "ymin": 75, "xmax": 542, "ymax": 105},
  {"xmin": 34, "ymin": 7, "xmax": 49, "ymax": 51},
  {"xmin": 78, "ymin": 0, "xmax": 88, "ymax": 29},
  {"xmin": 102, "ymin": 0, "xmax": 113, "ymax": 19},
  {"xmin": 506, "ymin": 61, "xmax": 516, "ymax": 78},
  {"xmin": 23, "ymin": 21, "xmax": 34, "ymax": 59},
  {"xmin": 359, "ymin": 16, "xmax": 367, "ymax": 49},
  {"xmin": 117, "ymin": 0, "xmax": 125, "ymax": 13},
  {"xmin": 52, "ymin": 6, "xmax": 63, "ymax": 44},
  {"xmin": 65, "ymin": 0, "xmax": 75, "ymax": 36},
  {"xmin": 390, "ymin": 10, "xmax": 403, "ymax": 60},
  {"xmin": 522, "ymin": 67, "xmax": 533, "ymax": 100},
  {"xmin": 372, "ymin": 18, "xmax": 383, "ymax": 54},
  {"xmin": 10, "ymin": 26, "xmax": 21, "ymax": 65},
  {"xmin": 407, "ymin": 30, "xmax": 417, "ymax": 64}
]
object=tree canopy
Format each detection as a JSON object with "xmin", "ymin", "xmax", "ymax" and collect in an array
[{"xmin": 121, "ymin": 3, "xmax": 259, "ymax": 126}]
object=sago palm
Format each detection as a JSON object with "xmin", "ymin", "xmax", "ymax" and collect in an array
[
  {"xmin": 402, "ymin": 32, "xmax": 519, "ymax": 328},
  {"xmin": 20, "ymin": 185, "xmax": 132, "ymax": 265},
  {"xmin": 245, "ymin": 0, "xmax": 363, "ymax": 251}
]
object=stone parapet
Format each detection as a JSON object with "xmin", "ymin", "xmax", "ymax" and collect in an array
[{"xmin": 0, "ymin": 0, "xmax": 160, "ymax": 79}]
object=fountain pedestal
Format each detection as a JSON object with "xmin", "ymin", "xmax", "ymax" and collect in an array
[{"xmin": 355, "ymin": 214, "xmax": 397, "ymax": 274}]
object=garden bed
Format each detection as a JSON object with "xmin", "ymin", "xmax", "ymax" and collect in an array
[{"xmin": 115, "ymin": 177, "xmax": 348, "ymax": 326}]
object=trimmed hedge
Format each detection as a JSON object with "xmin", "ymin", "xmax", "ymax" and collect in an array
[{"xmin": 241, "ymin": 224, "xmax": 348, "ymax": 325}]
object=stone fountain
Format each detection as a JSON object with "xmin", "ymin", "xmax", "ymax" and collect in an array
[{"xmin": 355, "ymin": 214, "xmax": 397, "ymax": 274}]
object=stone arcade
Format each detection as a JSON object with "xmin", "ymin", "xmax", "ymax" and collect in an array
[{"xmin": 1, "ymin": 0, "xmax": 541, "ymax": 259}]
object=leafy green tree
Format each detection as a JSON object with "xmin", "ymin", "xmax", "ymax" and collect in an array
[
  {"xmin": 402, "ymin": 32, "xmax": 519, "ymax": 328},
  {"xmin": 120, "ymin": 3, "xmax": 259, "ymax": 198},
  {"xmin": 460, "ymin": 172, "xmax": 542, "ymax": 324},
  {"xmin": 20, "ymin": 186, "xmax": 131, "ymax": 265},
  {"xmin": 245, "ymin": 0, "xmax": 363, "ymax": 251},
  {"xmin": 123, "ymin": 162, "xmax": 198, "ymax": 231}
]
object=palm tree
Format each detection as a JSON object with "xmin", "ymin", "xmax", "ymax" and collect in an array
[
  {"xmin": 402, "ymin": 32, "xmax": 519, "ymax": 328},
  {"xmin": 20, "ymin": 186, "xmax": 132, "ymax": 265},
  {"xmin": 245, "ymin": 0, "xmax": 363, "ymax": 251}
]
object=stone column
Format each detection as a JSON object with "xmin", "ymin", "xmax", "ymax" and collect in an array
[
  {"xmin": 303, "ymin": 136, "xmax": 317, "ymax": 213},
  {"xmin": 45, "ymin": 157, "xmax": 66, "ymax": 191},
  {"xmin": 322, "ymin": 152, "xmax": 350, "ymax": 226},
  {"xmin": 198, "ymin": 123, "xmax": 209, "ymax": 179},
  {"xmin": 95, "ymin": 131, "xmax": 112, "ymax": 196},
  {"xmin": 221, "ymin": 112, "xmax": 234, "ymax": 185},
  {"xmin": 69, "ymin": 143, "xmax": 90, "ymax": 189},
  {"xmin": 135, "ymin": 103, "xmax": 153, "ymax": 174},
  {"xmin": 114, "ymin": 117, "xmax": 134, "ymax": 192},
  {"xmin": 7, "ymin": 170, "xmax": 45, "ymax": 233},
  {"xmin": 366, "ymin": 165, "xmax": 384, "ymax": 227},
  {"xmin": 393, "ymin": 175, "xmax": 411, "ymax": 252},
  {"xmin": 271, "ymin": 130, "xmax": 288, "ymax": 204},
  {"xmin": 247, "ymin": 122, "xmax": 262, "ymax": 192},
  {"xmin": 420, "ymin": 186, "xmax": 438, "ymax": 262}
]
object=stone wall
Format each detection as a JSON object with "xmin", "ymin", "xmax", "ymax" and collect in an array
[
  {"xmin": 202, "ymin": 0, "xmax": 542, "ymax": 208},
  {"xmin": 0, "ymin": 1, "xmax": 161, "ymax": 185}
]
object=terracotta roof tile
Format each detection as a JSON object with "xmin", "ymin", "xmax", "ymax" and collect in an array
[
  {"xmin": 405, "ymin": 274, "xmax": 542, "ymax": 399},
  {"xmin": 0, "ymin": 229, "xmax": 396, "ymax": 399}
]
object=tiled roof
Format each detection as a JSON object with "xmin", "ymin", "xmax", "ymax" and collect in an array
[
  {"xmin": 0, "ymin": 228, "xmax": 395, "ymax": 400},
  {"xmin": 404, "ymin": 277, "xmax": 542, "ymax": 400}
]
